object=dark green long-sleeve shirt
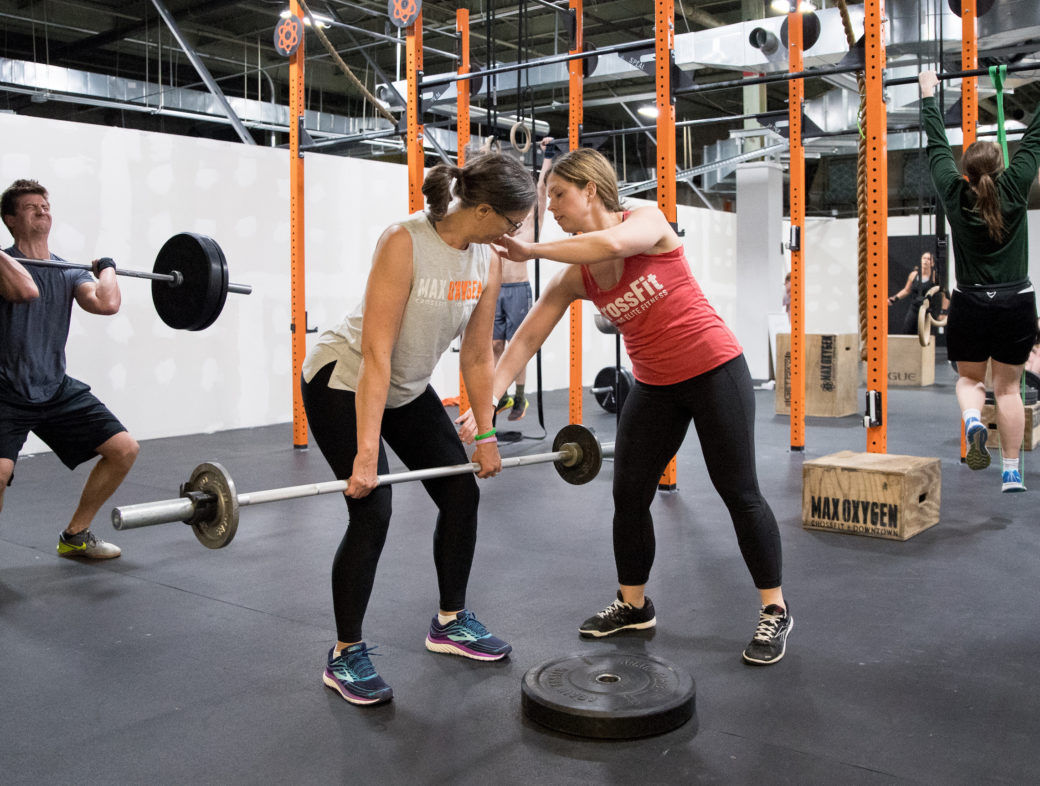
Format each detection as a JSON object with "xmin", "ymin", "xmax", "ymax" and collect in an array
[{"xmin": 923, "ymin": 94, "xmax": 1040, "ymax": 285}]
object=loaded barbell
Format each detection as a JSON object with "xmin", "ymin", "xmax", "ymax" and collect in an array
[
  {"xmin": 11, "ymin": 232, "xmax": 251, "ymax": 331},
  {"xmin": 111, "ymin": 424, "xmax": 614, "ymax": 549}
]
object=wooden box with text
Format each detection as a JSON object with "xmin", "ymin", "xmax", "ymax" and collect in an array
[
  {"xmin": 980, "ymin": 401, "xmax": 1040, "ymax": 451},
  {"xmin": 887, "ymin": 335, "xmax": 935, "ymax": 387},
  {"xmin": 776, "ymin": 333, "xmax": 859, "ymax": 417},
  {"xmin": 802, "ymin": 451, "xmax": 941, "ymax": 541}
]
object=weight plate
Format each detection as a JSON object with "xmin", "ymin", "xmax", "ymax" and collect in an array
[
  {"xmin": 552, "ymin": 424, "xmax": 602, "ymax": 485},
  {"xmin": 592, "ymin": 366, "xmax": 634, "ymax": 414},
  {"xmin": 152, "ymin": 233, "xmax": 229, "ymax": 331},
  {"xmin": 780, "ymin": 11, "xmax": 822, "ymax": 51},
  {"xmin": 521, "ymin": 652, "xmax": 696, "ymax": 739},
  {"xmin": 948, "ymin": 0, "xmax": 996, "ymax": 18},
  {"xmin": 593, "ymin": 313, "xmax": 618, "ymax": 335},
  {"xmin": 185, "ymin": 461, "xmax": 239, "ymax": 549}
]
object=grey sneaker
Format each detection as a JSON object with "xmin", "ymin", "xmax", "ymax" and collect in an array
[
  {"xmin": 742, "ymin": 604, "xmax": 793, "ymax": 666},
  {"xmin": 579, "ymin": 590, "xmax": 656, "ymax": 637},
  {"xmin": 965, "ymin": 418, "xmax": 991, "ymax": 470},
  {"xmin": 57, "ymin": 529, "xmax": 121, "ymax": 559}
]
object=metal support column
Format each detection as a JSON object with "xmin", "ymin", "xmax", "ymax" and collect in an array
[
  {"xmin": 656, "ymin": 0, "xmax": 678, "ymax": 490},
  {"xmin": 289, "ymin": 0, "xmax": 307, "ymax": 448},
  {"xmin": 864, "ymin": 0, "xmax": 889, "ymax": 452},
  {"xmin": 456, "ymin": 9, "xmax": 472, "ymax": 417},
  {"xmin": 568, "ymin": 0, "xmax": 584, "ymax": 426},
  {"xmin": 788, "ymin": 9, "xmax": 806, "ymax": 451}
]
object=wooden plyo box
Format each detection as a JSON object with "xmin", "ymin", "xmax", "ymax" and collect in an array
[
  {"xmin": 888, "ymin": 335, "xmax": 935, "ymax": 387},
  {"xmin": 802, "ymin": 451, "xmax": 941, "ymax": 541},
  {"xmin": 980, "ymin": 401, "xmax": 1040, "ymax": 451},
  {"xmin": 776, "ymin": 333, "xmax": 859, "ymax": 417}
]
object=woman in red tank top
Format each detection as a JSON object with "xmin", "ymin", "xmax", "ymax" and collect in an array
[{"xmin": 464, "ymin": 148, "xmax": 793, "ymax": 666}]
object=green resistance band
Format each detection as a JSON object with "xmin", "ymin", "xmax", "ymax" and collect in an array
[{"xmin": 988, "ymin": 64, "xmax": 1010, "ymax": 166}]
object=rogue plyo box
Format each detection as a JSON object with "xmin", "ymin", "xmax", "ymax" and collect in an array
[{"xmin": 802, "ymin": 451, "xmax": 941, "ymax": 541}]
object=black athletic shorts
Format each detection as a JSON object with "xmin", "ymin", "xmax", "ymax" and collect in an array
[
  {"xmin": 0, "ymin": 376, "xmax": 127, "ymax": 474},
  {"xmin": 945, "ymin": 281, "xmax": 1038, "ymax": 365}
]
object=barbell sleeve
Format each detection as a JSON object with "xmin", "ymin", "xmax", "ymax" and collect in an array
[{"xmin": 113, "ymin": 440, "xmax": 616, "ymax": 532}]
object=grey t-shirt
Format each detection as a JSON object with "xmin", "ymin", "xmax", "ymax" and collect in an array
[
  {"xmin": 303, "ymin": 211, "xmax": 491, "ymax": 407},
  {"xmin": 0, "ymin": 245, "xmax": 92, "ymax": 404}
]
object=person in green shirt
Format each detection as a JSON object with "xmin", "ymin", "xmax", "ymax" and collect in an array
[{"xmin": 921, "ymin": 69, "xmax": 1040, "ymax": 493}]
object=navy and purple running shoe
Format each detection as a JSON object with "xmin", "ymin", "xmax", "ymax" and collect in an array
[{"xmin": 425, "ymin": 610, "xmax": 512, "ymax": 661}]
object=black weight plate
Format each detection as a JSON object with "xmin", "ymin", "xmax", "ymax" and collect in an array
[
  {"xmin": 522, "ymin": 652, "xmax": 696, "ymax": 739},
  {"xmin": 185, "ymin": 461, "xmax": 239, "ymax": 549},
  {"xmin": 592, "ymin": 366, "xmax": 634, "ymax": 414},
  {"xmin": 948, "ymin": 0, "xmax": 996, "ymax": 18},
  {"xmin": 552, "ymin": 424, "xmax": 602, "ymax": 485},
  {"xmin": 780, "ymin": 11, "xmax": 822, "ymax": 51},
  {"xmin": 152, "ymin": 233, "xmax": 228, "ymax": 331}
]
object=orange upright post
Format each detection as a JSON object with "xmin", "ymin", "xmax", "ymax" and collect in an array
[
  {"xmin": 787, "ymin": 10, "xmax": 806, "ymax": 451},
  {"xmin": 864, "ymin": 0, "xmax": 889, "ymax": 452},
  {"xmin": 567, "ymin": 0, "xmax": 583, "ymax": 425},
  {"xmin": 655, "ymin": 0, "xmax": 678, "ymax": 489},
  {"xmin": 289, "ymin": 0, "xmax": 308, "ymax": 449},
  {"xmin": 456, "ymin": 10, "xmax": 472, "ymax": 416},
  {"xmin": 958, "ymin": 0, "xmax": 978, "ymax": 460},
  {"xmin": 406, "ymin": 12, "xmax": 424, "ymax": 213},
  {"xmin": 961, "ymin": 0, "xmax": 978, "ymax": 149}
]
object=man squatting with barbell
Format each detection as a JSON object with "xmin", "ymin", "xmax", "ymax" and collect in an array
[{"xmin": 0, "ymin": 179, "xmax": 139, "ymax": 559}]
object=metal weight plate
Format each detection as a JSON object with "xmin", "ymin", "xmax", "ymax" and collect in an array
[
  {"xmin": 521, "ymin": 652, "xmax": 696, "ymax": 739},
  {"xmin": 152, "ymin": 233, "xmax": 229, "ymax": 331},
  {"xmin": 592, "ymin": 366, "xmax": 634, "ymax": 414},
  {"xmin": 184, "ymin": 461, "xmax": 239, "ymax": 549},
  {"xmin": 552, "ymin": 424, "xmax": 602, "ymax": 485}
]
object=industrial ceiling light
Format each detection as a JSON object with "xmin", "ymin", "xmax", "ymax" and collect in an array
[
  {"xmin": 770, "ymin": 0, "xmax": 817, "ymax": 11},
  {"xmin": 637, "ymin": 105, "xmax": 659, "ymax": 119},
  {"xmin": 280, "ymin": 7, "xmax": 331, "ymax": 28}
]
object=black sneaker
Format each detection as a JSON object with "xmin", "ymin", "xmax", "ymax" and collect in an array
[
  {"xmin": 579, "ymin": 590, "xmax": 656, "ymax": 637},
  {"xmin": 742, "ymin": 604, "xmax": 793, "ymax": 666}
]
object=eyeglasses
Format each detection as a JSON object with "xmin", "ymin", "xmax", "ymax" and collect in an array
[{"xmin": 492, "ymin": 206, "xmax": 524, "ymax": 235}]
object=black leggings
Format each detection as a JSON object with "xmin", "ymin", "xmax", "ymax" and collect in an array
[
  {"xmin": 301, "ymin": 364, "xmax": 479, "ymax": 643},
  {"xmin": 613, "ymin": 355, "xmax": 782, "ymax": 590}
]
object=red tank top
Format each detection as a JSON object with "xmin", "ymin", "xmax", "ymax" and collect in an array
[{"xmin": 581, "ymin": 245, "xmax": 742, "ymax": 385}]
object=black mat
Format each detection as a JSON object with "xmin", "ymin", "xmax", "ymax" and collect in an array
[{"xmin": 1, "ymin": 358, "xmax": 1037, "ymax": 784}]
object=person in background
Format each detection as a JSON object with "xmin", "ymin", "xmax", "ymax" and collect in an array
[
  {"xmin": 888, "ymin": 251, "xmax": 949, "ymax": 335},
  {"xmin": 493, "ymin": 137, "xmax": 555, "ymax": 422},
  {"xmin": 920, "ymin": 69, "xmax": 1040, "ymax": 492}
]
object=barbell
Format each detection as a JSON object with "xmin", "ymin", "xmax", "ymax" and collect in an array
[
  {"xmin": 917, "ymin": 285, "xmax": 948, "ymax": 347},
  {"xmin": 11, "ymin": 232, "xmax": 251, "ymax": 331},
  {"xmin": 111, "ymin": 424, "xmax": 614, "ymax": 549}
]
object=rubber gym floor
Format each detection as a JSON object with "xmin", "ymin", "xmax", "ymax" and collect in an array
[{"xmin": 1, "ymin": 355, "xmax": 1037, "ymax": 785}]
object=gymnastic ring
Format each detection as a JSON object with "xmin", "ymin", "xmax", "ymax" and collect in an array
[
  {"xmin": 482, "ymin": 135, "xmax": 502, "ymax": 155},
  {"xmin": 510, "ymin": 121, "xmax": 533, "ymax": 154},
  {"xmin": 917, "ymin": 285, "xmax": 947, "ymax": 347}
]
